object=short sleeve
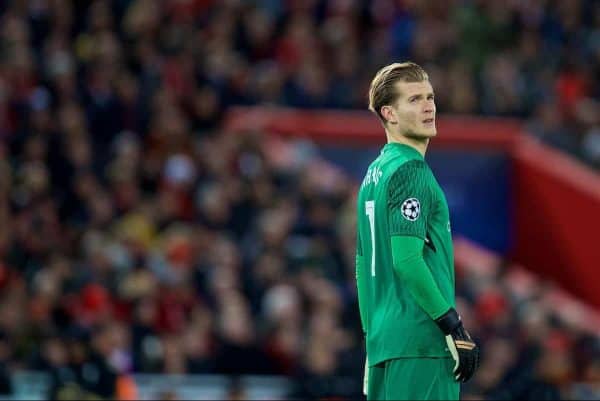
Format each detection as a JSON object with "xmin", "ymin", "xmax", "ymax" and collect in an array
[{"xmin": 387, "ymin": 160, "xmax": 432, "ymax": 239}]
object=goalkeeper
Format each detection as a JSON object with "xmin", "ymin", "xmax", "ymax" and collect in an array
[{"xmin": 356, "ymin": 62, "xmax": 480, "ymax": 400}]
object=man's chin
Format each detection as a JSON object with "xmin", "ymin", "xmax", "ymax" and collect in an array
[
  {"xmin": 405, "ymin": 129, "xmax": 437, "ymax": 140},
  {"xmin": 421, "ymin": 126, "xmax": 437, "ymax": 137}
]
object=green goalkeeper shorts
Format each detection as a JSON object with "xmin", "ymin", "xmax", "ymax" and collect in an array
[{"xmin": 367, "ymin": 357, "xmax": 459, "ymax": 400}]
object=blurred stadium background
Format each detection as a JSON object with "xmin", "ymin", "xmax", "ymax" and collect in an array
[{"xmin": 0, "ymin": 0, "xmax": 599, "ymax": 400}]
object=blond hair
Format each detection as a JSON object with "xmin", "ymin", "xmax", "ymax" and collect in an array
[{"xmin": 368, "ymin": 62, "xmax": 429, "ymax": 123}]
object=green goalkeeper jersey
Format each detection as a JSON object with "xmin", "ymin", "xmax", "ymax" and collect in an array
[{"xmin": 356, "ymin": 142, "xmax": 455, "ymax": 364}]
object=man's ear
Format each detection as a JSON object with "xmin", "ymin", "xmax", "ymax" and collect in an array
[{"xmin": 381, "ymin": 105, "xmax": 397, "ymax": 125}]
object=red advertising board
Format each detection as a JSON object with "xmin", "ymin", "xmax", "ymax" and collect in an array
[{"xmin": 225, "ymin": 106, "xmax": 600, "ymax": 309}]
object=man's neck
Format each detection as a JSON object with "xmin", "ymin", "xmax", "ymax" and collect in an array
[{"xmin": 385, "ymin": 131, "xmax": 429, "ymax": 157}]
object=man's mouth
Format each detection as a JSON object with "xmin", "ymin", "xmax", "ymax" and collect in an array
[{"xmin": 423, "ymin": 118, "xmax": 435, "ymax": 124}]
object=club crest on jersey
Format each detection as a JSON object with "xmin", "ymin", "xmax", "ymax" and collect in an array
[{"xmin": 401, "ymin": 198, "xmax": 420, "ymax": 221}]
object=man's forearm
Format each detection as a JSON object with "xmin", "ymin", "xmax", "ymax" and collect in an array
[{"xmin": 390, "ymin": 235, "xmax": 451, "ymax": 320}]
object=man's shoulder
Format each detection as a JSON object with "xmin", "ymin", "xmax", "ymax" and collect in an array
[
  {"xmin": 386, "ymin": 158, "xmax": 430, "ymax": 182},
  {"xmin": 360, "ymin": 153, "xmax": 431, "ymax": 194},
  {"xmin": 384, "ymin": 159, "xmax": 436, "ymax": 199}
]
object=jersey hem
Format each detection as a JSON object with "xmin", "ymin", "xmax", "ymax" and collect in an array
[{"xmin": 369, "ymin": 355, "xmax": 452, "ymax": 367}]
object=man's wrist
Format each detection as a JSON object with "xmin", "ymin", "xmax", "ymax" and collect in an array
[{"xmin": 434, "ymin": 307, "xmax": 462, "ymax": 335}]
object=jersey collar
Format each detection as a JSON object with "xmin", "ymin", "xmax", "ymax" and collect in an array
[{"xmin": 381, "ymin": 142, "xmax": 425, "ymax": 160}]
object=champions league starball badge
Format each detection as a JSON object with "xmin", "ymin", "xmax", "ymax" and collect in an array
[{"xmin": 400, "ymin": 198, "xmax": 420, "ymax": 221}]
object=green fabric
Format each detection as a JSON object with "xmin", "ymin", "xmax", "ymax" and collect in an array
[
  {"xmin": 390, "ymin": 235, "xmax": 451, "ymax": 320},
  {"xmin": 367, "ymin": 357, "xmax": 459, "ymax": 400},
  {"xmin": 355, "ymin": 249, "xmax": 367, "ymax": 332},
  {"xmin": 356, "ymin": 142, "xmax": 457, "ymax": 364},
  {"xmin": 388, "ymin": 160, "xmax": 431, "ymax": 239}
]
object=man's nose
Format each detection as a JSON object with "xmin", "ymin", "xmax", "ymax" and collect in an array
[{"xmin": 425, "ymin": 98, "xmax": 436, "ymax": 111}]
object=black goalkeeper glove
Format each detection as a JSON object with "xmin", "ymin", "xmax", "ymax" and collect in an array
[{"xmin": 435, "ymin": 308, "xmax": 480, "ymax": 382}]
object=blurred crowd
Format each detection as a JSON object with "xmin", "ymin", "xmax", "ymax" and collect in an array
[
  {"xmin": 452, "ymin": 258, "xmax": 600, "ymax": 400},
  {"xmin": 0, "ymin": 0, "xmax": 599, "ymax": 166},
  {"xmin": 0, "ymin": 0, "xmax": 599, "ymax": 400}
]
